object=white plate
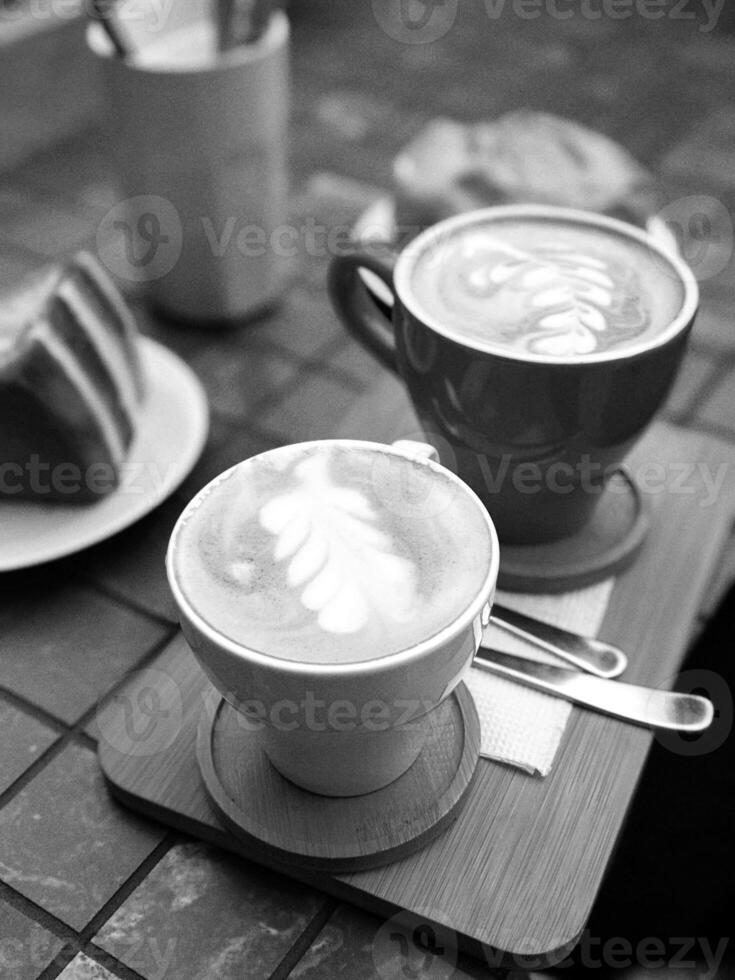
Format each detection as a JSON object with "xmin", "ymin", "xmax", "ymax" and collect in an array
[{"xmin": 0, "ymin": 338, "xmax": 209, "ymax": 571}]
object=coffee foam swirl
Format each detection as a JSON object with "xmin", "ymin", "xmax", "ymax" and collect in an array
[
  {"xmin": 409, "ymin": 218, "xmax": 685, "ymax": 359},
  {"xmin": 258, "ymin": 454, "xmax": 419, "ymax": 635},
  {"xmin": 171, "ymin": 444, "xmax": 493, "ymax": 664}
]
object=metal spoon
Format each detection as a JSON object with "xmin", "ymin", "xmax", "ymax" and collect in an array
[
  {"xmin": 488, "ymin": 603, "xmax": 628, "ymax": 679},
  {"xmin": 473, "ymin": 649, "xmax": 714, "ymax": 733}
]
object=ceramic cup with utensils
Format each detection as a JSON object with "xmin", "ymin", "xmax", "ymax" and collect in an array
[
  {"xmin": 87, "ymin": 0, "xmax": 289, "ymax": 322},
  {"xmin": 167, "ymin": 439, "xmax": 499, "ymax": 796},
  {"xmin": 328, "ymin": 205, "xmax": 699, "ymax": 547}
]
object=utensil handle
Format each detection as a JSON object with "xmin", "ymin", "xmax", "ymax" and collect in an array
[
  {"xmin": 473, "ymin": 649, "xmax": 714, "ymax": 732},
  {"xmin": 327, "ymin": 249, "xmax": 399, "ymax": 373},
  {"xmin": 90, "ymin": 0, "xmax": 130, "ymax": 58},
  {"xmin": 489, "ymin": 604, "xmax": 628, "ymax": 678}
]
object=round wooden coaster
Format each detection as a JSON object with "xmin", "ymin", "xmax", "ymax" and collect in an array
[
  {"xmin": 498, "ymin": 469, "xmax": 652, "ymax": 594},
  {"xmin": 197, "ymin": 683, "xmax": 481, "ymax": 873}
]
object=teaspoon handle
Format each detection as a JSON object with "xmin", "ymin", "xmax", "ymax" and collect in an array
[
  {"xmin": 489, "ymin": 604, "xmax": 628, "ymax": 679},
  {"xmin": 473, "ymin": 649, "xmax": 714, "ymax": 733}
]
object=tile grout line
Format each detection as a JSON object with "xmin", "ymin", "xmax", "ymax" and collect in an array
[
  {"xmin": 202, "ymin": 409, "xmax": 283, "ymax": 446},
  {"xmin": 270, "ymin": 330, "xmax": 372, "ymax": 393},
  {"xmin": 201, "ymin": 380, "xmax": 303, "ymax": 429},
  {"xmin": 0, "ymin": 686, "xmax": 70, "ymax": 735},
  {"xmin": 70, "ymin": 626, "xmax": 180, "ymax": 740},
  {"xmin": 218, "ymin": 347, "xmax": 390, "ymax": 447},
  {"xmin": 78, "ymin": 834, "xmax": 177, "ymax": 943},
  {"xmin": 204, "ymin": 408, "xmax": 295, "ymax": 455},
  {"xmin": 661, "ymin": 384, "xmax": 735, "ymax": 443},
  {"xmin": 76, "ymin": 946, "xmax": 149, "ymax": 980},
  {"xmin": 0, "ymin": 719, "xmax": 116, "ymax": 818},
  {"xmin": 687, "ymin": 338, "xmax": 735, "ymax": 361},
  {"xmin": 266, "ymin": 897, "xmax": 340, "ymax": 980},
  {"xmin": 34, "ymin": 941, "xmax": 149, "ymax": 980},
  {"xmin": 680, "ymin": 355, "xmax": 735, "ymax": 431},
  {"xmin": 78, "ymin": 574, "xmax": 179, "ymax": 630},
  {"xmin": 0, "ymin": 629, "xmax": 176, "ymax": 810},
  {"xmin": 299, "ymin": 357, "xmax": 374, "ymax": 394},
  {"xmin": 34, "ymin": 949, "xmax": 80, "ymax": 980},
  {"xmin": 0, "ymin": 879, "xmax": 83, "ymax": 949},
  {"xmin": 0, "ymin": 728, "xmax": 77, "ymax": 813},
  {"xmin": 0, "ymin": 836, "xmax": 175, "ymax": 980},
  {"xmin": 206, "ymin": 337, "xmax": 350, "ymax": 430},
  {"xmin": 685, "ymin": 414, "xmax": 735, "ymax": 444}
]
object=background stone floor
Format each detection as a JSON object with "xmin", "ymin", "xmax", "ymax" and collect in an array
[{"xmin": 2, "ymin": 2, "xmax": 735, "ymax": 978}]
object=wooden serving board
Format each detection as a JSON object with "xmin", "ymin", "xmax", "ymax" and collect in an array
[{"xmin": 99, "ymin": 422, "xmax": 735, "ymax": 967}]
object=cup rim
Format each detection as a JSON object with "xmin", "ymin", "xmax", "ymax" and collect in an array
[
  {"xmin": 166, "ymin": 438, "xmax": 500, "ymax": 677},
  {"xmin": 393, "ymin": 203, "xmax": 700, "ymax": 366},
  {"xmin": 86, "ymin": 8, "xmax": 288, "ymax": 76}
]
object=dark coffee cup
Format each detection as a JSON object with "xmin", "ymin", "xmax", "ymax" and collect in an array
[{"xmin": 328, "ymin": 205, "xmax": 699, "ymax": 545}]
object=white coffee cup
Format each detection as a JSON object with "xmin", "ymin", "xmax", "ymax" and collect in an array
[
  {"xmin": 87, "ymin": 5, "xmax": 289, "ymax": 321},
  {"xmin": 166, "ymin": 439, "xmax": 499, "ymax": 796}
]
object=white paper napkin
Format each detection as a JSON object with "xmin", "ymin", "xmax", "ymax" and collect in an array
[{"xmin": 465, "ymin": 580, "xmax": 616, "ymax": 777}]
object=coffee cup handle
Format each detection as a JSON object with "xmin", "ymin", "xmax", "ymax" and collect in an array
[{"xmin": 328, "ymin": 249, "xmax": 399, "ymax": 373}]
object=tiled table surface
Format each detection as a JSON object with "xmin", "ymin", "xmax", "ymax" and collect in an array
[{"xmin": 3, "ymin": 4, "xmax": 735, "ymax": 978}]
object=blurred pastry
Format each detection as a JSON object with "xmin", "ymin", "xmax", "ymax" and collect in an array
[
  {"xmin": 393, "ymin": 110, "xmax": 661, "ymax": 232},
  {"xmin": 0, "ymin": 252, "xmax": 145, "ymax": 504}
]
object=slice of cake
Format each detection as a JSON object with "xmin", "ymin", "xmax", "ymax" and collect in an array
[{"xmin": 0, "ymin": 253, "xmax": 145, "ymax": 504}]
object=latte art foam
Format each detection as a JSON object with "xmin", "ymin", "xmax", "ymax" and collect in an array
[
  {"xmin": 170, "ymin": 443, "xmax": 493, "ymax": 664},
  {"xmin": 409, "ymin": 216, "xmax": 685, "ymax": 358}
]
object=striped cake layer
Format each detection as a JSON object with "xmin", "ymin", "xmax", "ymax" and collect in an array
[{"xmin": 0, "ymin": 253, "xmax": 146, "ymax": 503}]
